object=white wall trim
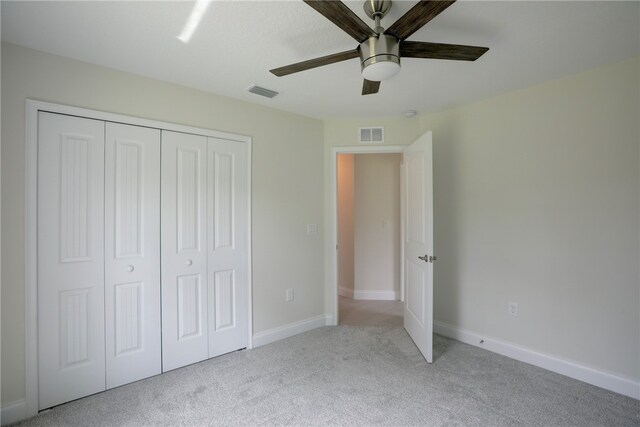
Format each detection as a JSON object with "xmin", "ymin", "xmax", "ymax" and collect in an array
[
  {"xmin": 252, "ymin": 314, "xmax": 333, "ymax": 348},
  {"xmin": 1, "ymin": 399, "xmax": 27, "ymax": 426},
  {"xmin": 434, "ymin": 320, "xmax": 640, "ymax": 400},
  {"xmin": 246, "ymin": 140, "xmax": 253, "ymax": 350},
  {"xmin": 354, "ymin": 290, "xmax": 399, "ymax": 301},
  {"xmin": 24, "ymin": 99, "xmax": 254, "ymax": 418},
  {"xmin": 26, "ymin": 99, "xmax": 251, "ymax": 142},
  {"xmin": 330, "ymin": 145, "xmax": 406, "ymax": 326},
  {"xmin": 25, "ymin": 101, "xmax": 39, "ymax": 419}
]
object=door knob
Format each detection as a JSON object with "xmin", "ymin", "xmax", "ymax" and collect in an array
[
  {"xmin": 418, "ymin": 255, "xmax": 428, "ymax": 262},
  {"xmin": 126, "ymin": 265, "xmax": 135, "ymax": 272},
  {"xmin": 186, "ymin": 259, "xmax": 193, "ymax": 266}
]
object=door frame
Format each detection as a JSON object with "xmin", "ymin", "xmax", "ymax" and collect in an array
[
  {"xmin": 329, "ymin": 145, "xmax": 407, "ymax": 326},
  {"xmin": 24, "ymin": 99, "xmax": 254, "ymax": 417}
]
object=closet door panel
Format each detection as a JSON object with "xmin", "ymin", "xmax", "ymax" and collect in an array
[
  {"xmin": 37, "ymin": 112, "xmax": 106, "ymax": 410},
  {"xmin": 105, "ymin": 123, "xmax": 161, "ymax": 388},
  {"xmin": 207, "ymin": 138, "xmax": 249, "ymax": 358},
  {"xmin": 161, "ymin": 130, "xmax": 209, "ymax": 371}
]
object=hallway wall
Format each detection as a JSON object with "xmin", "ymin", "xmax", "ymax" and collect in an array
[
  {"xmin": 354, "ymin": 154, "xmax": 402, "ymax": 300},
  {"xmin": 337, "ymin": 154, "xmax": 355, "ymax": 297}
]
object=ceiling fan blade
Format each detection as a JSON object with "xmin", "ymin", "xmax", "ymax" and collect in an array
[
  {"xmin": 270, "ymin": 49, "xmax": 359, "ymax": 77},
  {"xmin": 385, "ymin": 0, "xmax": 456, "ymax": 41},
  {"xmin": 401, "ymin": 41, "xmax": 488, "ymax": 61},
  {"xmin": 362, "ymin": 79, "xmax": 380, "ymax": 95},
  {"xmin": 304, "ymin": 0, "xmax": 376, "ymax": 43}
]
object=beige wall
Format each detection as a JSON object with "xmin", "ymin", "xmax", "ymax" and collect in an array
[
  {"xmin": 354, "ymin": 154, "xmax": 401, "ymax": 296},
  {"xmin": 1, "ymin": 43, "xmax": 325, "ymax": 404},
  {"xmin": 324, "ymin": 56, "xmax": 640, "ymax": 381},
  {"xmin": 420, "ymin": 56, "xmax": 640, "ymax": 381},
  {"xmin": 337, "ymin": 154, "xmax": 355, "ymax": 295}
]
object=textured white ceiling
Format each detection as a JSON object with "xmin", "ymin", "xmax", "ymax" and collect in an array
[{"xmin": 2, "ymin": 1, "xmax": 639, "ymax": 119}]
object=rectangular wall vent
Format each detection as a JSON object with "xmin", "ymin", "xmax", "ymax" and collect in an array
[
  {"xmin": 359, "ymin": 127, "xmax": 384, "ymax": 144},
  {"xmin": 247, "ymin": 85, "xmax": 279, "ymax": 99}
]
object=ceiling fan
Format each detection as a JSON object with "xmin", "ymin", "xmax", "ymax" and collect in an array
[{"xmin": 270, "ymin": 0, "xmax": 489, "ymax": 95}]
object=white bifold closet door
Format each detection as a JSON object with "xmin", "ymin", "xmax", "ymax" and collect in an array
[
  {"xmin": 38, "ymin": 112, "xmax": 106, "ymax": 410},
  {"xmin": 161, "ymin": 131, "xmax": 209, "ymax": 371},
  {"xmin": 38, "ymin": 113, "xmax": 162, "ymax": 409},
  {"xmin": 104, "ymin": 122, "xmax": 162, "ymax": 388},
  {"xmin": 38, "ymin": 111, "xmax": 248, "ymax": 408},
  {"xmin": 161, "ymin": 131, "xmax": 248, "ymax": 372},
  {"xmin": 207, "ymin": 137, "xmax": 249, "ymax": 358}
]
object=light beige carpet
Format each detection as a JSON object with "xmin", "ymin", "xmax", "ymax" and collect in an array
[{"xmin": 14, "ymin": 323, "xmax": 639, "ymax": 426}]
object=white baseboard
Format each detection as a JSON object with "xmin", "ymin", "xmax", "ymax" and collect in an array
[
  {"xmin": 338, "ymin": 287, "xmax": 354, "ymax": 299},
  {"xmin": 1, "ymin": 399, "xmax": 27, "ymax": 426},
  {"xmin": 252, "ymin": 314, "xmax": 333, "ymax": 348},
  {"xmin": 434, "ymin": 320, "xmax": 640, "ymax": 400},
  {"xmin": 354, "ymin": 290, "xmax": 399, "ymax": 301}
]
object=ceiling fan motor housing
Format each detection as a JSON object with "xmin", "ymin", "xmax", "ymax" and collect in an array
[{"xmin": 359, "ymin": 34, "xmax": 401, "ymax": 81}]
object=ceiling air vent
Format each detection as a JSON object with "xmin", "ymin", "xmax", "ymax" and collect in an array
[
  {"xmin": 247, "ymin": 85, "xmax": 279, "ymax": 99},
  {"xmin": 359, "ymin": 127, "xmax": 384, "ymax": 144}
]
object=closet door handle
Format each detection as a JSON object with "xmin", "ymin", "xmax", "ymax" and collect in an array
[
  {"xmin": 126, "ymin": 265, "xmax": 135, "ymax": 272},
  {"xmin": 186, "ymin": 259, "xmax": 193, "ymax": 266}
]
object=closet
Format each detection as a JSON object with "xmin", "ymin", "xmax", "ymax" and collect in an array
[{"xmin": 36, "ymin": 111, "xmax": 249, "ymax": 410}]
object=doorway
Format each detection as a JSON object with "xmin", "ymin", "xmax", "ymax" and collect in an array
[
  {"xmin": 330, "ymin": 133, "xmax": 434, "ymax": 362},
  {"xmin": 334, "ymin": 149, "xmax": 404, "ymax": 327}
]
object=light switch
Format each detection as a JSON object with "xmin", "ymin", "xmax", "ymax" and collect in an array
[{"xmin": 307, "ymin": 223, "xmax": 317, "ymax": 235}]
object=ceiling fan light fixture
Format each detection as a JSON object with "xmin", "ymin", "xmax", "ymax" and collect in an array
[
  {"xmin": 359, "ymin": 34, "xmax": 401, "ymax": 82},
  {"xmin": 362, "ymin": 57, "xmax": 401, "ymax": 81}
]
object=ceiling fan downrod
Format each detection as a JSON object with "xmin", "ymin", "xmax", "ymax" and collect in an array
[
  {"xmin": 359, "ymin": 0, "xmax": 400, "ymax": 81},
  {"xmin": 363, "ymin": 0, "xmax": 392, "ymax": 33}
]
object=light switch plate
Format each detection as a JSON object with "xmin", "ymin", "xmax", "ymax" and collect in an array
[{"xmin": 307, "ymin": 223, "xmax": 317, "ymax": 235}]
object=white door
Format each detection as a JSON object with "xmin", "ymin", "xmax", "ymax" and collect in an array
[
  {"xmin": 38, "ymin": 112, "xmax": 106, "ymax": 409},
  {"xmin": 207, "ymin": 137, "xmax": 249, "ymax": 357},
  {"xmin": 104, "ymin": 123, "xmax": 162, "ymax": 388},
  {"xmin": 403, "ymin": 131, "xmax": 434, "ymax": 363},
  {"xmin": 161, "ymin": 130, "xmax": 209, "ymax": 371}
]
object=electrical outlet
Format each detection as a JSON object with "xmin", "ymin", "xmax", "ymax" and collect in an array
[
  {"xmin": 286, "ymin": 288, "xmax": 294, "ymax": 302},
  {"xmin": 508, "ymin": 301, "xmax": 518, "ymax": 317}
]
